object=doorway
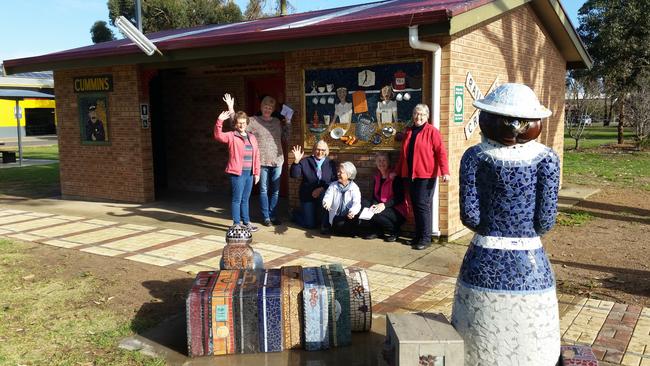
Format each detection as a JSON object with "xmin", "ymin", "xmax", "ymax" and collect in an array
[{"xmin": 245, "ymin": 73, "xmax": 289, "ymax": 197}]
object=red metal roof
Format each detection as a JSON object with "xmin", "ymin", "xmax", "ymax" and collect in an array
[{"xmin": 3, "ymin": 0, "xmax": 492, "ymax": 71}]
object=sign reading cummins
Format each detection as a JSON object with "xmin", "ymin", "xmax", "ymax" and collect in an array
[{"xmin": 73, "ymin": 75, "xmax": 113, "ymax": 93}]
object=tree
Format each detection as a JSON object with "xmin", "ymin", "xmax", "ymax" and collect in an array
[
  {"xmin": 90, "ymin": 20, "xmax": 116, "ymax": 43},
  {"xmin": 578, "ymin": 0, "xmax": 650, "ymax": 144},
  {"xmin": 107, "ymin": 0, "xmax": 243, "ymax": 34},
  {"xmin": 627, "ymin": 71, "xmax": 650, "ymax": 147},
  {"xmin": 244, "ymin": 0, "xmax": 293, "ymax": 20},
  {"xmin": 565, "ymin": 70, "xmax": 600, "ymax": 150}
]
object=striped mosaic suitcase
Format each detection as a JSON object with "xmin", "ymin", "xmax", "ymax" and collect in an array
[
  {"xmin": 322, "ymin": 264, "xmax": 352, "ymax": 347},
  {"xmin": 281, "ymin": 265, "xmax": 304, "ymax": 349},
  {"xmin": 258, "ymin": 269, "xmax": 283, "ymax": 352},
  {"xmin": 232, "ymin": 270, "xmax": 263, "ymax": 354},
  {"xmin": 211, "ymin": 270, "xmax": 240, "ymax": 355},
  {"xmin": 186, "ymin": 271, "xmax": 219, "ymax": 357},
  {"xmin": 302, "ymin": 266, "xmax": 329, "ymax": 351},
  {"xmin": 345, "ymin": 266, "xmax": 372, "ymax": 332}
]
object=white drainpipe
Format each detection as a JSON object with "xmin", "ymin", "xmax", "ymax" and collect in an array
[{"xmin": 408, "ymin": 25, "xmax": 442, "ymax": 237}]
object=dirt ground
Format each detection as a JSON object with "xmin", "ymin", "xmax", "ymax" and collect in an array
[{"xmin": 547, "ymin": 186, "xmax": 650, "ymax": 307}]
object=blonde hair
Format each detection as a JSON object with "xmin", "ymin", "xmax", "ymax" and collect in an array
[
  {"xmin": 261, "ymin": 96, "xmax": 276, "ymax": 107},
  {"xmin": 313, "ymin": 140, "xmax": 329, "ymax": 156},
  {"xmin": 235, "ymin": 111, "xmax": 248, "ymax": 121}
]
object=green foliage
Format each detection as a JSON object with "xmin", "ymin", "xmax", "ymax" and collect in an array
[
  {"xmin": 108, "ymin": 0, "xmax": 243, "ymax": 33},
  {"xmin": 91, "ymin": 20, "xmax": 116, "ymax": 43},
  {"xmin": 556, "ymin": 211, "xmax": 593, "ymax": 227},
  {"xmin": 578, "ymin": 0, "xmax": 650, "ymax": 95}
]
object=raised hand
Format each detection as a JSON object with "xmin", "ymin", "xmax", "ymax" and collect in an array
[
  {"xmin": 223, "ymin": 93, "xmax": 235, "ymax": 112},
  {"xmin": 292, "ymin": 145, "xmax": 304, "ymax": 162},
  {"xmin": 218, "ymin": 111, "xmax": 231, "ymax": 121}
]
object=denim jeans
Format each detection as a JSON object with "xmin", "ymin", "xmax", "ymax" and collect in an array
[
  {"xmin": 259, "ymin": 165, "xmax": 282, "ymax": 220},
  {"xmin": 292, "ymin": 200, "xmax": 320, "ymax": 229},
  {"xmin": 230, "ymin": 172, "xmax": 253, "ymax": 225}
]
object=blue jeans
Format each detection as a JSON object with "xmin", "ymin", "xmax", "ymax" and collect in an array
[
  {"xmin": 259, "ymin": 166, "xmax": 282, "ymax": 220},
  {"xmin": 292, "ymin": 200, "xmax": 319, "ymax": 229},
  {"xmin": 230, "ymin": 172, "xmax": 253, "ymax": 225}
]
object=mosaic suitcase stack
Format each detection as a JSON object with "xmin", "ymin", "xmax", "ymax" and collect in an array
[{"xmin": 187, "ymin": 265, "xmax": 372, "ymax": 357}]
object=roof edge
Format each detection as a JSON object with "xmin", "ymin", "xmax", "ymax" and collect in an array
[{"xmin": 448, "ymin": 0, "xmax": 529, "ymax": 35}]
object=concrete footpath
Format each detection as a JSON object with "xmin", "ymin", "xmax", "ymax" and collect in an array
[{"xmin": 0, "ymin": 194, "xmax": 648, "ymax": 366}]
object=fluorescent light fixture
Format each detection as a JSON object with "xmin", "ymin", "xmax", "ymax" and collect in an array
[{"xmin": 115, "ymin": 16, "xmax": 162, "ymax": 56}]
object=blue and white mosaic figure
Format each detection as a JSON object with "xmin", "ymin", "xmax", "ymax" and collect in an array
[{"xmin": 451, "ymin": 83, "xmax": 561, "ymax": 366}]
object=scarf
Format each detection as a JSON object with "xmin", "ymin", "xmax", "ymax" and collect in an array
[
  {"xmin": 315, "ymin": 157, "xmax": 325, "ymax": 180},
  {"xmin": 336, "ymin": 181, "xmax": 353, "ymax": 216}
]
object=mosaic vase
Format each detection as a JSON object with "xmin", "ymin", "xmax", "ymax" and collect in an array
[{"xmin": 452, "ymin": 140, "xmax": 561, "ymax": 366}]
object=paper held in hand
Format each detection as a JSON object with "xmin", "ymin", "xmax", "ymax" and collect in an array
[
  {"xmin": 281, "ymin": 104, "xmax": 294, "ymax": 121},
  {"xmin": 359, "ymin": 207, "xmax": 375, "ymax": 220}
]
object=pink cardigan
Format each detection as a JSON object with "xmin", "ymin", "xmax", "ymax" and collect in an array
[{"xmin": 214, "ymin": 119, "xmax": 261, "ymax": 176}]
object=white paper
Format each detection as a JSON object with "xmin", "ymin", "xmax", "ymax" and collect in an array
[
  {"xmin": 359, "ymin": 207, "xmax": 375, "ymax": 220},
  {"xmin": 281, "ymin": 104, "xmax": 294, "ymax": 121}
]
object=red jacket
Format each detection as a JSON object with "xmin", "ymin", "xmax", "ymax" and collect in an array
[
  {"xmin": 395, "ymin": 122, "xmax": 450, "ymax": 179},
  {"xmin": 214, "ymin": 119, "xmax": 261, "ymax": 176}
]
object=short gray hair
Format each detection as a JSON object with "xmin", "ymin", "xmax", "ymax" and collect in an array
[
  {"xmin": 339, "ymin": 161, "xmax": 357, "ymax": 180},
  {"xmin": 413, "ymin": 103, "xmax": 430, "ymax": 117}
]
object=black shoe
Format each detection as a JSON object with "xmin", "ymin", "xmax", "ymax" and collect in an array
[
  {"xmin": 384, "ymin": 234, "xmax": 398, "ymax": 242},
  {"xmin": 271, "ymin": 218, "xmax": 282, "ymax": 225},
  {"xmin": 320, "ymin": 227, "xmax": 332, "ymax": 235},
  {"xmin": 363, "ymin": 233, "xmax": 378, "ymax": 240},
  {"xmin": 410, "ymin": 237, "xmax": 421, "ymax": 246},
  {"xmin": 413, "ymin": 240, "xmax": 431, "ymax": 250},
  {"xmin": 263, "ymin": 219, "xmax": 272, "ymax": 227}
]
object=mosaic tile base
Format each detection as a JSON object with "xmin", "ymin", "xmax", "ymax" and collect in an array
[{"xmin": 452, "ymin": 284, "xmax": 560, "ymax": 366}]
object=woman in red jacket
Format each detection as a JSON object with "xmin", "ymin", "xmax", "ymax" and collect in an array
[
  {"xmin": 395, "ymin": 104, "xmax": 450, "ymax": 250},
  {"xmin": 214, "ymin": 110, "xmax": 261, "ymax": 232}
]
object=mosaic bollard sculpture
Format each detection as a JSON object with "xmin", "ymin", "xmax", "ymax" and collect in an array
[
  {"xmin": 220, "ymin": 224, "xmax": 263, "ymax": 270},
  {"xmin": 451, "ymin": 83, "xmax": 561, "ymax": 365}
]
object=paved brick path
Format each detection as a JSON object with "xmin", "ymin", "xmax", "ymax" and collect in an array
[{"xmin": 1, "ymin": 208, "xmax": 649, "ymax": 365}]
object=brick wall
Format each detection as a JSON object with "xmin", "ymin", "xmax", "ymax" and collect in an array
[
  {"xmin": 54, "ymin": 65, "xmax": 154, "ymax": 203},
  {"xmin": 444, "ymin": 4, "xmax": 567, "ymax": 238}
]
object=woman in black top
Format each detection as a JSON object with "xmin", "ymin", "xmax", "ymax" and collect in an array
[{"xmin": 289, "ymin": 140, "xmax": 338, "ymax": 228}]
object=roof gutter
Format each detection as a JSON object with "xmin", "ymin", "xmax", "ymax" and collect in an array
[{"xmin": 408, "ymin": 25, "xmax": 443, "ymax": 238}]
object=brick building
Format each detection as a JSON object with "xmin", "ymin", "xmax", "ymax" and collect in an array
[{"xmin": 3, "ymin": 0, "xmax": 590, "ymax": 239}]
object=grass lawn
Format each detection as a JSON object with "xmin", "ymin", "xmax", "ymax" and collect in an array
[
  {"xmin": 21, "ymin": 144, "xmax": 59, "ymax": 160},
  {"xmin": 0, "ymin": 238, "xmax": 165, "ymax": 365},
  {"xmin": 0, "ymin": 145, "xmax": 60, "ymax": 197},
  {"xmin": 0, "ymin": 163, "xmax": 60, "ymax": 197},
  {"xmin": 563, "ymin": 125, "xmax": 650, "ymax": 190}
]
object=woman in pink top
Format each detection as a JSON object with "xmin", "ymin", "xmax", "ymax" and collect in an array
[{"xmin": 214, "ymin": 110, "xmax": 261, "ymax": 232}]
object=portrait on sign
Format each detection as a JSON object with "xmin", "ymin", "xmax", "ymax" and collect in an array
[{"xmin": 78, "ymin": 94, "xmax": 109, "ymax": 144}]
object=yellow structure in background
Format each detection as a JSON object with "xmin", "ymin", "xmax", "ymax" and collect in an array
[{"xmin": 0, "ymin": 98, "xmax": 56, "ymax": 129}]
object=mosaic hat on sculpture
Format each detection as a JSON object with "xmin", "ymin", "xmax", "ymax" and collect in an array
[
  {"xmin": 473, "ymin": 83, "xmax": 552, "ymax": 119},
  {"xmin": 474, "ymin": 83, "xmax": 549, "ymax": 146}
]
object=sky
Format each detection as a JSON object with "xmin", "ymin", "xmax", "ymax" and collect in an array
[{"xmin": 0, "ymin": 0, "xmax": 586, "ymax": 63}]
